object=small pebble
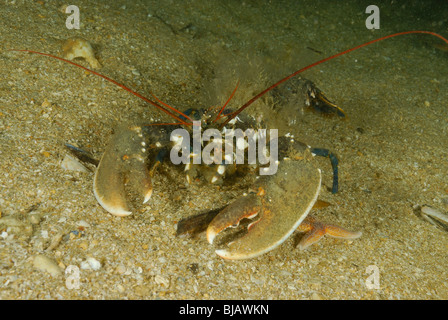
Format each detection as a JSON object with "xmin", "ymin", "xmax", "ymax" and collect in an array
[
  {"xmin": 33, "ymin": 255, "xmax": 62, "ymax": 277},
  {"xmin": 78, "ymin": 241, "xmax": 89, "ymax": 250},
  {"xmin": 76, "ymin": 220, "xmax": 91, "ymax": 228},
  {"xmin": 115, "ymin": 265, "xmax": 127, "ymax": 275},
  {"xmin": 154, "ymin": 275, "xmax": 170, "ymax": 287},
  {"xmin": 80, "ymin": 257, "xmax": 101, "ymax": 270}
]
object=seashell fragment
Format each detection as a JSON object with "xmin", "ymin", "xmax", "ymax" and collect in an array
[
  {"xmin": 62, "ymin": 38, "xmax": 101, "ymax": 69},
  {"xmin": 61, "ymin": 154, "xmax": 90, "ymax": 173},
  {"xmin": 80, "ymin": 257, "xmax": 101, "ymax": 270},
  {"xmin": 33, "ymin": 255, "xmax": 62, "ymax": 277},
  {"xmin": 421, "ymin": 205, "xmax": 448, "ymax": 231}
]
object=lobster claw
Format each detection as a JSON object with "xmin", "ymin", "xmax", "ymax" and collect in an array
[
  {"xmin": 207, "ymin": 159, "xmax": 322, "ymax": 260},
  {"xmin": 93, "ymin": 125, "xmax": 153, "ymax": 216}
]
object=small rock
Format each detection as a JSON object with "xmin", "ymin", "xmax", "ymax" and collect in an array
[
  {"xmin": 114, "ymin": 264, "xmax": 127, "ymax": 275},
  {"xmin": 80, "ymin": 257, "xmax": 101, "ymax": 270},
  {"xmin": 78, "ymin": 241, "xmax": 89, "ymax": 250},
  {"xmin": 154, "ymin": 275, "xmax": 169, "ymax": 287},
  {"xmin": 33, "ymin": 255, "xmax": 62, "ymax": 277},
  {"xmin": 76, "ymin": 220, "xmax": 91, "ymax": 228}
]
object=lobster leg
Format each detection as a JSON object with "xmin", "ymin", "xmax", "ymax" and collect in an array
[
  {"xmin": 303, "ymin": 80, "xmax": 346, "ymax": 117},
  {"xmin": 296, "ymin": 215, "xmax": 362, "ymax": 250},
  {"xmin": 311, "ymin": 147, "xmax": 339, "ymax": 194}
]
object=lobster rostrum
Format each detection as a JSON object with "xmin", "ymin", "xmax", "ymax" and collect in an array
[{"xmin": 13, "ymin": 31, "xmax": 448, "ymax": 260}]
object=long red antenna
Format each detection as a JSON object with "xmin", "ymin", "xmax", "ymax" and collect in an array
[
  {"xmin": 10, "ymin": 49, "xmax": 193, "ymax": 126},
  {"xmin": 219, "ymin": 31, "xmax": 448, "ymax": 128},
  {"xmin": 213, "ymin": 81, "xmax": 240, "ymax": 123}
]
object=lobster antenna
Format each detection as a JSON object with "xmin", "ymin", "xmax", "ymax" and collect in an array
[
  {"xmin": 213, "ymin": 81, "xmax": 240, "ymax": 123},
  {"xmin": 220, "ymin": 31, "xmax": 448, "ymax": 128},
  {"xmin": 10, "ymin": 49, "xmax": 194, "ymax": 126}
]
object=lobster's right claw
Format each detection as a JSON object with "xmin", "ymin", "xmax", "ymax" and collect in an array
[
  {"xmin": 207, "ymin": 159, "xmax": 322, "ymax": 260},
  {"xmin": 93, "ymin": 125, "xmax": 153, "ymax": 216}
]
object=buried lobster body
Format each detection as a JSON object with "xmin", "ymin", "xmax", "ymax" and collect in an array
[{"xmin": 89, "ymin": 76, "xmax": 361, "ymax": 260}]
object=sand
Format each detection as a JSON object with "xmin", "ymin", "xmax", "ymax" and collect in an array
[{"xmin": 0, "ymin": 0, "xmax": 447, "ymax": 299}]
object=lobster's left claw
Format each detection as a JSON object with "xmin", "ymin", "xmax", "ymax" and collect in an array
[
  {"xmin": 207, "ymin": 159, "xmax": 321, "ymax": 260},
  {"xmin": 94, "ymin": 125, "xmax": 153, "ymax": 216}
]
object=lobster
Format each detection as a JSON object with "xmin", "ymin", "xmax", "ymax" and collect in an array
[{"xmin": 11, "ymin": 30, "xmax": 448, "ymax": 260}]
